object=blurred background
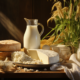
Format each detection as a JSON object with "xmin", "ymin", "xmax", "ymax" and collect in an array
[{"xmin": 0, "ymin": 0, "xmax": 63, "ymax": 47}]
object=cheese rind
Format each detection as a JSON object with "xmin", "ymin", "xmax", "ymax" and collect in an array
[{"xmin": 27, "ymin": 49, "xmax": 59, "ymax": 64}]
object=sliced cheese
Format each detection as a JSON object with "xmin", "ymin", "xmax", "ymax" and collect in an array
[
  {"xmin": 0, "ymin": 40, "xmax": 21, "ymax": 51},
  {"xmin": 27, "ymin": 49, "xmax": 59, "ymax": 64}
]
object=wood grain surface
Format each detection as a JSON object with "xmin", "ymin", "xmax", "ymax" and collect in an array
[{"xmin": 0, "ymin": 69, "xmax": 69, "ymax": 78}]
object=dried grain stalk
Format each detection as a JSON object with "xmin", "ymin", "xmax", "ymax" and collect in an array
[
  {"xmin": 51, "ymin": 1, "xmax": 62, "ymax": 11},
  {"xmin": 68, "ymin": 3, "xmax": 73, "ymax": 19},
  {"xmin": 47, "ymin": 7, "xmax": 69, "ymax": 25},
  {"xmin": 75, "ymin": 2, "xmax": 80, "ymax": 21}
]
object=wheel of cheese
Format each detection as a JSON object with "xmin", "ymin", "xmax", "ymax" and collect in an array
[
  {"xmin": 0, "ymin": 40, "xmax": 21, "ymax": 51},
  {"xmin": 0, "ymin": 51, "xmax": 13, "ymax": 57},
  {"xmin": 0, "ymin": 51, "xmax": 13, "ymax": 60}
]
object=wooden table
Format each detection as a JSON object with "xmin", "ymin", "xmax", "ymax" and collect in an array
[
  {"xmin": 0, "ymin": 48, "xmax": 70, "ymax": 79},
  {"xmin": 0, "ymin": 69, "xmax": 70, "ymax": 79}
]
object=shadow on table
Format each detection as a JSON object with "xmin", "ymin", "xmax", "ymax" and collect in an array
[{"xmin": 0, "ymin": 78, "xmax": 71, "ymax": 80}]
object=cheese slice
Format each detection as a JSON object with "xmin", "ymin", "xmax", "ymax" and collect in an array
[
  {"xmin": 0, "ymin": 40, "xmax": 21, "ymax": 51},
  {"xmin": 27, "ymin": 49, "xmax": 59, "ymax": 64}
]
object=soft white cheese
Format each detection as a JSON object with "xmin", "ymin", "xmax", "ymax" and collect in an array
[
  {"xmin": 11, "ymin": 50, "xmax": 59, "ymax": 64},
  {"xmin": 11, "ymin": 51, "xmax": 26, "ymax": 63},
  {"xmin": 11, "ymin": 51, "xmax": 43, "ymax": 64},
  {"xmin": 27, "ymin": 49, "xmax": 59, "ymax": 64},
  {"xmin": 24, "ymin": 68, "xmax": 28, "ymax": 72},
  {"xmin": 35, "ymin": 70, "xmax": 39, "ymax": 72}
]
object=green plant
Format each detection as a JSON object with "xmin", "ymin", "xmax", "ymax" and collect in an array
[{"xmin": 42, "ymin": 0, "xmax": 80, "ymax": 53}]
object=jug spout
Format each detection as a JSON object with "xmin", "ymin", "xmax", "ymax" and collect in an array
[{"xmin": 24, "ymin": 18, "xmax": 38, "ymax": 25}]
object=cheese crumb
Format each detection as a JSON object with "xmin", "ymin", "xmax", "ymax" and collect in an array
[
  {"xmin": 24, "ymin": 68, "xmax": 34, "ymax": 72},
  {"xmin": 24, "ymin": 68, "xmax": 28, "ymax": 72},
  {"xmin": 17, "ymin": 67, "xmax": 22, "ymax": 70},
  {"xmin": 29, "ymin": 69, "xmax": 34, "ymax": 72},
  {"xmin": 15, "ymin": 70, "xmax": 20, "ymax": 73},
  {"xmin": 11, "ymin": 51, "xmax": 43, "ymax": 65},
  {"xmin": 35, "ymin": 70, "xmax": 39, "ymax": 72}
]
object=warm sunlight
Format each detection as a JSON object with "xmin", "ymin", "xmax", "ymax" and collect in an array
[{"xmin": 0, "ymin": 12, "xmax": 23, "ymax": 43}]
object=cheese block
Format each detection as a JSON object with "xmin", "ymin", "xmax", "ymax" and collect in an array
[
  {"xmin": 0, "ymin": 40, "xmax": 21, "ymax": 51},
  {"xmin": 27, "ymin": 49, "xmax": 59, "ymax": 64}
]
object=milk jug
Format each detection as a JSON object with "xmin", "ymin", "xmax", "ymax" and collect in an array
[{"xmin": 23, "ymin": 18, "xmax": 44, "ymax": 49}]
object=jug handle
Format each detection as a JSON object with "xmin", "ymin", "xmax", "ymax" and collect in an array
[{"xmin": 38, "ymin": 23, "xmax": 44, "ymax": 36}]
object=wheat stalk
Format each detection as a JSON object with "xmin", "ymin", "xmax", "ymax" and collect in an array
[
  {"xmin": 75, "ymin": 2, "xmax": 80, "ymax": 21},
  {"xmin": 42, "ymin": 0, "xmax": 80, "ymax": 51},
  {"xmin": 51, "ymin": 1, "xmax": 62, "ymax": 11},
  {"xmin": 68, "ymin": 3, "xmax": 73, "ymax": 19}
]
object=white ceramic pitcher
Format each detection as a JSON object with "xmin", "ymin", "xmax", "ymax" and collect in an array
[{"xmin": 23, "ymin": 18, "xmax": 44, "ymax": 49}]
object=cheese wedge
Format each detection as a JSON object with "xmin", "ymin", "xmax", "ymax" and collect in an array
[
  {"xmin": 0, "ymin": 40, "xmax": 21, "ymax": 51},
  {"xmin": 27, "ymin": 49, "xmax": 59, "ymax": 64}
]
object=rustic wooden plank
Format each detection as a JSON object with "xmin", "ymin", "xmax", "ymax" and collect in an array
[
  {"xmin": 0, "ymin": 70, "xmax": 69, "ymax": 78},
  {"xmin": 0, "ymin": 67, "xmax": 69, "ymax": 79}
]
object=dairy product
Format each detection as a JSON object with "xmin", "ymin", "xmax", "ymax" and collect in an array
[
  {"xmin": 35, "ymin": 70, "xmax": 39, "ymax": 72},
  {"xmin": 0, "ymin": 40, "xmax": 21, "ymax": 51},
  {"xmin": 0, "ymin": 51, "xmax": 14, "ymax": 60},
  {"xmin": 51, "ymin": 45, "xmax": 71, "ymax": 60},
  {"xmin": 23, "ymin": 18, "xmax": 44, "ymax": 49},
  {"xmin": 27, "ymin": 49, "xmax": 59, "ymax": 64},
  {"xmin": 0, "ymin": 59, "xmax": 17, "ymax": 72},
  {"xmin": 24, "ymin": 68, "xmax": 34, "ymax": 72},
  {"xmin": 11, "ymin": 51, "xmax": 42, "ymax": 64},
  {"xmin": 24, "ymin": 25, "xmax": 40, "ymax": 49},
  {"xmin": 11, "ymin": 49, "xmax": 59, "ymax": 64}
]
